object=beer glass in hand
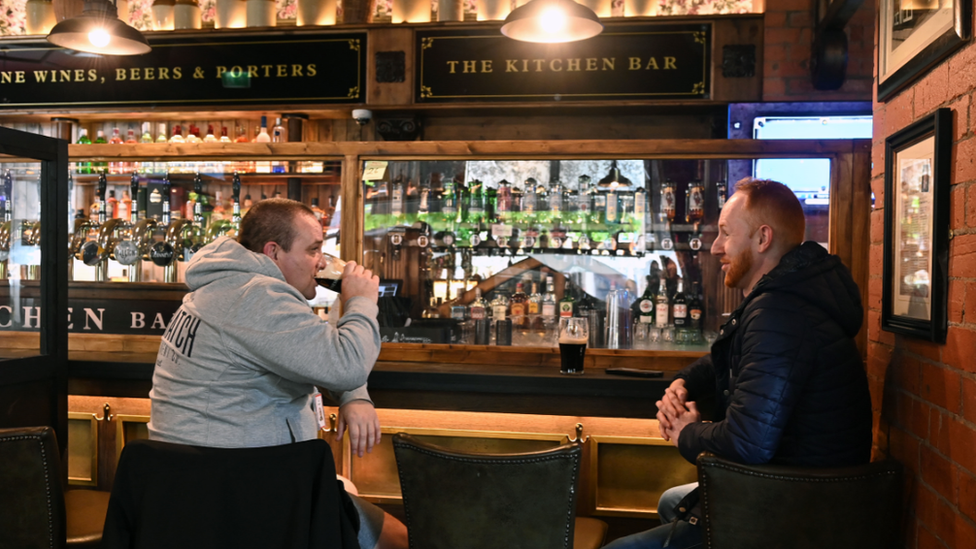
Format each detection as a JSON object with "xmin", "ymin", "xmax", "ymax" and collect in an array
[
  {"xmin": 558, "ymin": 317, "xmax": 588, "ymax": 375},
  {"xmin": 315, "ymin": 253, "xmax": 345, "ymax": 292}
]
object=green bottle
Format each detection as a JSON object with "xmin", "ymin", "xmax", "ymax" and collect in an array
[{"xmin": 76, "ymin": 129, "xmax": 92, "ymax": 175}]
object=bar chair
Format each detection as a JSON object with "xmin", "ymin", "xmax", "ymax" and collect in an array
[
  {"xmin": 100, "ymin": 438, "xmax": 358, "ymax": 549},
  {"xmin": 697, "ymin": 452, "xmax": 902, "ymax": 549},
  {"xmin": 392, "ymin": 433, "xmax": 608, "ymax": 549},
  {"xmin": 0, "ymin": 426, "xmax": 112, "ymax": 548}
]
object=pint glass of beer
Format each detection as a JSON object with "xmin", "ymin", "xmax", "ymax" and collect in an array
[
  {"xmin": 315, "ymin": 253, "xmax": 345, "ymax": 292},
  {"xmin": 558, "ymin": 317, "xmax": 588, "ymax": 375}
]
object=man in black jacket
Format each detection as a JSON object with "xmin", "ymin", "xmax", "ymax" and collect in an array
[{"xmin": 603, "ymin": 179, "xmax": 872, "ymax": 549}]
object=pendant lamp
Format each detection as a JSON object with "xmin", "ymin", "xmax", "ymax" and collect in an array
[
  {"xmin": 597, "ymin": 160, "xmax": 632, "ymax": 188},
  {"xmin": 47, "ymin": 0, "xmax": 151, "ymax": 56},
  {"xmin": 501, "ymin": 0, "xmax": 603, "ymax": 44}
]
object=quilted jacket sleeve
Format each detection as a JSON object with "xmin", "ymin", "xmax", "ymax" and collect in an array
[
  {"xmin": 676, "ymin": 295, "xmax": 820, "ymax": 465},
  {"xmin": 673, "ymin": 353, "xmax": 715, "ymax": 402}
]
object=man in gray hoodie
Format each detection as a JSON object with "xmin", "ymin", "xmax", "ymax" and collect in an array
[{"xmin": 149, "ymin": 198, "xmax": 407, "ymax": 549}]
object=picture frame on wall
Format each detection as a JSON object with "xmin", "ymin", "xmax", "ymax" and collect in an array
[
  {"xmin": 878, "ymin": 0, "xmax": 972, "ymax": 101},
  {"xmin": 882, "ymin": 108, "xmax": 951, "ymax": 343}
]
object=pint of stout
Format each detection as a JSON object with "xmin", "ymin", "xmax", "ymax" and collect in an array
[
  {"xmin": 558, "ymin": 317, "xmax": 588, "ymax": 375},
  {"xmin": 315, "ymin": 254, "xmax": 345, "ymax": 292}
]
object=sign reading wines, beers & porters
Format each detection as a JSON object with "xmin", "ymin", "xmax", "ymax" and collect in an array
[
  {"xmin": 0, "ymin": 30, "xmax": 366, "ymax": 108},
  {"xmin": 416, "ymin": 23, "xmax": 711, "ymax": 102}
]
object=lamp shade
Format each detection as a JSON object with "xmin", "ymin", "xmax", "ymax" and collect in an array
[
  {"xmin": 501, "ymin": 0, "xmax": 603, "ymax": 43},
  {"xmin": 597, "ymin": 160, "xmax": 632, "ymax": 187},
  {"xmin": 47, "ymin": 0, "xmax": 150, "ymax": 55}
]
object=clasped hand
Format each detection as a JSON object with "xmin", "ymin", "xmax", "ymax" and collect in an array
[{"xmin": 656, "ymin": 379, "xmax": 701, "ymax": 446}]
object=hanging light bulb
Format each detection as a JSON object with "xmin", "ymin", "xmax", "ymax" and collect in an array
[
  {"xmin": 47, "ymin": 0, "xmax": 150, "ymax": 56},
  {"xmin": 597, "ymin": 160, "xmax": 633, "ymax": 188},
  {"xmin": 501, "ymin": 0, "xmax": 603, "ymax": 44}
]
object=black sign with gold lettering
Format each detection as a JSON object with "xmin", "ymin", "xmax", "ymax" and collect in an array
[
  {"xmin": 0, "ymin": 30, "xmax": 366, "ymax": 108},
  {"xmin": 416, "ymin": 23, "xmax": 710, "ymax": 102}
]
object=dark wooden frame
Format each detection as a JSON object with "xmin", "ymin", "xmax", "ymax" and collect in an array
[
  {"xmin": 882, "ymin": 108, "xmax": 951, "ymax": 343},
  {"xmin": 878, "ymin": 0, "xmax": 971, "ymax": 101}
]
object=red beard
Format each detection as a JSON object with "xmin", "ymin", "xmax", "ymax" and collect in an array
[{"xmin": 724, "ymin": 247, "xmax": 754, "ymax": 290}]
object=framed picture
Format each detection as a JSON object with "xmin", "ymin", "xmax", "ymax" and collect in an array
[
  {"xmin": 878, "ymin": 0, "xmax": 971, "ymax": 101},
  {"xmin": 882, "ymin": 108, "xmax": 951, "ymax": 343}
]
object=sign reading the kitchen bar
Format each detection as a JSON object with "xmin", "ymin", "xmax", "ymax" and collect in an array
[
  {"xmin": 0, "ymin": 298, "xmax": 181, "ymax": 334},
  {"xmin": 416, "ymin": 23, "xmax": 710, "ymax": 102},
  {"xmin": 0, "ymin": 30, "xmax": 366, "ymax": 108}
]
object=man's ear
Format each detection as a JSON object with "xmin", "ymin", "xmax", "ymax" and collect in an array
[
  {"xmin": 756, "ymin": 225, "xmax": 774, "ymax": 254},
  {"xmin": 262, "ymin": 241, "xmax": 279, "ymax": 261}
]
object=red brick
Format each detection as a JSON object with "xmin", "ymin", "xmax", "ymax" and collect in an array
[
  {"xmin": 868, "ymin": 341, "xmax": 892, "ymax": 378},
  {"xmin": 786, "ymin": 10, "xmax": 813, "ymax": 28},
  {"xmin": 954, "ymin": 138, "xmax": 976, "ymax": 185},
  {"xmin": 870, "ymin": 242, "xmax": 883, "ymax": 277},
  {"xmin": 947, "ymin": 43, "xmax": 976, "ymax": 101},
  {"xmin": 953, "ymin": 515, "xmax": 976, "ymax": 549},
  {"xmin": 787, "ymin": 43, "xmax": 811, "ymax": 65},
  {"xmin": 952, "ymin": 252, "xmax": 976, "ymax": 279},
  {"xmin": 872, "ymin": 142, "xmax": 885, "ymax": 180},
  {"xmin": 871, "ymin": 209, "xmax": 885, "ymax": 244},
  {"xmin": 884, "ymin": 89, "xmax": 915, "ymax": 137},
  {"xmin": 868, "ymin": 310, "xmax": 897, "ymax": 347},
  {"xmin": 888, "ymin": 425, "xmax": 920, "ymax": 476},
  {"xmin": 902, "ymin": 337, "xmax": 943, "ymax": 363},
  {"xmin": 948, "ymin": 417, "xmax": 976, "ymax": 474},
  {"xmin": 958, "ymin": 467, "xmax": 976, "ymax": 523},
  {"xmin": 921, "ymin": 362, "xmax": 961, "ymax": 413},
  {"xmin": 950, "ymin": 234, "xmax": 976, "ymax": 277},
  {"xmin": 766, "ymin": 0, "xmax": 814, "ymax": 14},
  {"xmin": 765, "ymin": 27, "xmax": 805, "ymax": 45},
  {"xmin": 953, "ymin": 185, "xmax": 967, "ymax": 229},
  {"xmin": 967, "ymin": 281, "xmax": 976, "ymax": 324},
  {"xmin": 893, "ymin": 352, "xmax": 922, "ymax": 395},
  {"xmin": 964, "ymin": 377, "xmax": 976, "ymax": 425},
  {"xmin": 943, "ymin": 326, "xmax": 976, "ymax": 374},
  {"xmin": 766, "ymin": 60, "xmax": 809, "ymax": 79},
  {"xmin": 917, "ymin": 523, "xmax": 946, "ymax": 549},
  {"xmin": 763, "ymin": 10, "xmax": 787, "ymax": 28},
  {"xmin": 869, "ymin": 374, "xmax": 885, "ymax": 414},
  {"xmin": 921, "ymin": 444, "xmax": 955, "ymax": 503},
  {"xmin": 868, "ymin": 277, "xmax": 883, "ymax": 310},
  {"xmin": 950, "ymin": 279, "xmax": 965, "ymax": 324},
  {"xmin": 956, "ymin": 94, "xmax": 972, "ymax": 141},
  {"xmin": 905, "ymin": 396, "xmax": 932, "ymax": 440},
  {"xmin": 762, "ymin": 78, "xmax": 786, "ymax": 100},
  {"xmin": 931, "ymin": 408, "xmax": 952, "ymax": 455},
  {"xmin": 915, "ymin": 63, "xmax": 950, "ymax": 115},
  {"xmin": 968, "ymin": 184, "xmax": 976, "ymax": 228},
  {"xmin": 764, "ymin": 44, "xmax": 787, "ymax": 63},
  {"xmin": 917, "ymin": 485, "xmax": 956, "ymax": 545}
]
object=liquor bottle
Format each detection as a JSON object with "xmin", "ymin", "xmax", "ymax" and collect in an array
[
  {"xmin": 192, "ymin": 173, "xmax": 206, "ymax": 228},
  {"xmin": 716, "ymin": 180, "xmax": 728, "ymax": 210},
  {"xmin": 189, "ymin": 125, "xmax": 203, "ymax": 143},
  {"xmin": 467, "ymin": 179, "xmax": 484, "ymax": 223},
  {"xmin": 577, "ymin": 175, "xmax": 592, "ymax": 220},
  {"xmin": 140, "ymin": 122, "xmax": 153, "ymax": 144},
  {"xmin": 107, "ymin": 190, "xmax": 119, "ymax": 218},
  {"xmin": 169, "ymin": 125, "xmax": 185, "ymax": 143},
  {"xmin": 548, "ymin": 178, "xmax": 562, "ymax": 214},
  {"xmin": 592, "ymin": 187, "xmax": 606, "ymax": 224},
  {"xmin": 605, "ymin": 186, "xmax": 619, "ymax": 224},
  {"xmin": 231, "ymin": 173, "xmax": 243, "ymax": 228},
  {"xmin": 496, "ymin": 179, "xmax": 512, "ymax": 217},
  {"xmin": 440, "ymin": 179, "xmax": 456, "ymax": 218},
  {"xmin": 418, "ymin": 177, "xmax": 431, "ymax": 216},
  {"xmin": 109, "ymin": 127, "xmax": 123, "ymax": 144},
  {"xmin": 124, "ymin": 128, "xmax": 137, "ymax": 144},
  {"xmin": 122, "ymin": 130, "xmax": 136, "ymax": 172},
  {"xmin": 94, "ymin": 130, "xmax": 108, "ymax": 172},
  {"xmin": 185, "ymin": 125, "xmax": 199, "ymax": 144},
  {"xmin": 212, "ymin": 191, "xmax": 226, "ymax": 221},
  {"xmin": 119, "ymin": 190, "xmax": 133, "ymax": 221},
  {"xmin": 470, "ymin": 288, "xmax": 488, "ymax": 320},
  {"xmin": 255, "ymin": 116, "xmax": 271, "ymax": 143},
  {"xmin": 637, "ymin": 277, "xmax": 656, "ymax": 324},
  {"xmin": 156, "ymin": 122, "xmax": 168, "ymax": 143},
  {"xmin": 484, "ymin": 185, "xmax": 497, "ymax": 223},
  {"xmin": 634, "ymin": 182, "xmax": 648, "ymax": 229},
  {"xmin": 688, "ymin": 281, "xmax": 703, "ymax": 342},
  {"xmin": 219, "ymin": 126, "xmax": 232, "ymax": 143},
  {"xmin": 534, "ymin": 180, "xmax": 548, "ymax": 214},
  {"xmin": 76, "ymin": 129, "xmax": 92, "ymax": 175},
  {"xmin": 510, "ymin": 183, "xmax": 523, "ymax": 214},
  {"xmin": 522, "ymin": 178, "xmax": 537, "ymax": 214},
  {"xmin": 453, "ymin": 179, "xmax": 468, "ymax": 223},
  {"xmin": 234, "ymin": 125, "xmax": 249, "ymax": 143},
  {"xmin": 272, "ymin": 117, "xmax": 286, "ymax": 142},
  {"xmin": 490, "ymin": 291, "xmax": 509, "ymax": 322},
  {"xmin": 203, "ymin": 124, "xmax": 218, "ymax": 143},
  {"xmin": 686, "ymin": 181, "xmax": 704, "ymax": 224},
  {"xmin": 559, "ymin": 277, "xmax": 576, "ymax": 318},
  {"xmin": 654, "ymin": 277, "xmax": 670, "ymax": 328},
  {"xmin": 660, "ymin": 179, "xmax": 677, "ymax": 222},
  {"xmin": 528, "ymin": 282, "xmax": 542, "ymax": 315},
  {"xmin": 509, "ymin": 282, "xmax": 528, "ymax": 317},
  {"xmin": 672, "ymin": 279, "xmax": 688, "ymax": 338}
]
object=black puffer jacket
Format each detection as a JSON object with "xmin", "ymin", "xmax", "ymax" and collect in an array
[{"xmin": 675, "ymin": 242, "xmax": 872, "ymax": 467}]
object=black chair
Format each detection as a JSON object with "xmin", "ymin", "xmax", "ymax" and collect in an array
[
  {"xmin": 0, "ymin": 426, "xmax": 112, "ymax": 549},
  {"xmin": 392, "ymin": 433, "xmax": 608, "ymax": 549},
  {"xmin": 101, "ymin": 438, "xmax": 358, "ymax": 549},
  {"xmin": 697, "ymin": 452, "xmax": 902, "ymax": 549}
]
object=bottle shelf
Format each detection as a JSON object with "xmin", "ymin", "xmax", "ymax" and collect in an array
[{"xmin": 72, "ymin": 172, "xmax": 341, "ymax": 186}]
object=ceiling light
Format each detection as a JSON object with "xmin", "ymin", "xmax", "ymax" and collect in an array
[
  {"xmin": 47, "ymin": 0, "xmax": 151, "ymax": 56},
  {"xmin": 597, "ymin": 160, "xmax": 633, "ymax": 188},
  {"xmin": 501, "ymin": 0, "xmax": 603, "ymax": 44}
]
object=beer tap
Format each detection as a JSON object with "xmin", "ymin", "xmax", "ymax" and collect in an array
[
  {"xmin": 0, "ymin": 172, "xmax": 10, "ymax": 279},
  {"xmin": 176, "ymin": 173, "xmax": 205, "ymax": 262},
  {"xmin": 79, "ymin": 173, "xmax": 122, "ymax": 281},
  {"xmin": 113, "ymin": 173, "xmax": 145, "ymax": 281},
  {"xmin": 149, "ymin": 173, "xmax": 180, "ymax": 283},
  {"xmin": 659, "ymin": 179, "xmax": 676, "ymax": 251}
]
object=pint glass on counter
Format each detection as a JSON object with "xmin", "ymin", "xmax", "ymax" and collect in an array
[
  {"xmin": 315, "ymin": 253, "xmax": 345, "ymax": 292},
  {"xmin": 558, "ymin": 317, "xmax": 588, "ymax": 375}
]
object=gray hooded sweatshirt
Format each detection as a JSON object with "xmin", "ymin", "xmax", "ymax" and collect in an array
[{"xmin": 148, "ymin": 237, "xmax": 379, "ymax": 448}]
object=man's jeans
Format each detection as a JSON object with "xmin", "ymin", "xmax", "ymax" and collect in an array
[{"xmin": 601, "ymin": 482, "xmax": 701, "ymax": 549}]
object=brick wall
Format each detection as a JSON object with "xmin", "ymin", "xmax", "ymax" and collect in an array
[
  {"xmin": 871, "ymin": 17, "xmax": 976, "ymax": 549},
  {"xmin": 763, "ymin": 0, "xmax": 874, "ymax": 101}
]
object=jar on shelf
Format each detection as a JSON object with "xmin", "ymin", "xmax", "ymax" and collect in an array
[
  {"xmin": 152, "ymin": 0, "xmax": 176, "ymax": 30},
  {"xmin": 437, "ymin": 0, "xmax": 463, "ymax": 21},
  {"xmin": 25, "ymin": 0, "xmax": 57, "ymax": 35},
  {"xmin": 476, "ymin": 0, "xmax": 508, "ymax": 20},
  {"xmin": 174, "ymin": 0, "xmax": 202, "ymax": 29},
  {"xmin": 393, "ymin": 0, "xmax": 431, "ymax": 23},
  {"xmin": 297, "ymin": 0, "xmax": 337, "ymax": 25},
  {"xmin": 578, "ymin": 0, "xmax": 610, "ymax": 17},
  {"xmin": 215, "ymin": 0, "xmax": 246, "ymax": 27},
  {"xmin": 624, "ymin": 0, "xmax": 655, "ymax": 16},
  {"xmin": 246, "ymin": 0, "xmax": 276, "ymax": 27}
]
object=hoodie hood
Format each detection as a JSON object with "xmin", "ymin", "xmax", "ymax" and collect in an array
[
  {"xmin": 184, "ymin": 237, "xmax": 286, "ymax": 292},
  {"xmin": 751, "ymin": 241, "xmax": 863, "ymax": 337}
]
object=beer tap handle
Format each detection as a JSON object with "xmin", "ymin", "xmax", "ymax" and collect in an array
[{"xmin": 97, "ymin": 173, "xmax": 108, "ymax": 224}]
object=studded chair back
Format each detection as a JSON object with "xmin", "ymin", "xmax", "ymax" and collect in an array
[
  {"xmin": 0, "ymin": 426, "xmax": 68, "ymax": 549},
  {"xmin": 393, "ymin": 433, "xmax": 594, "ymax": 549},
  {"xmin": 698, "ymin": 452, "xmax": 902, "ymax": 549}
]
